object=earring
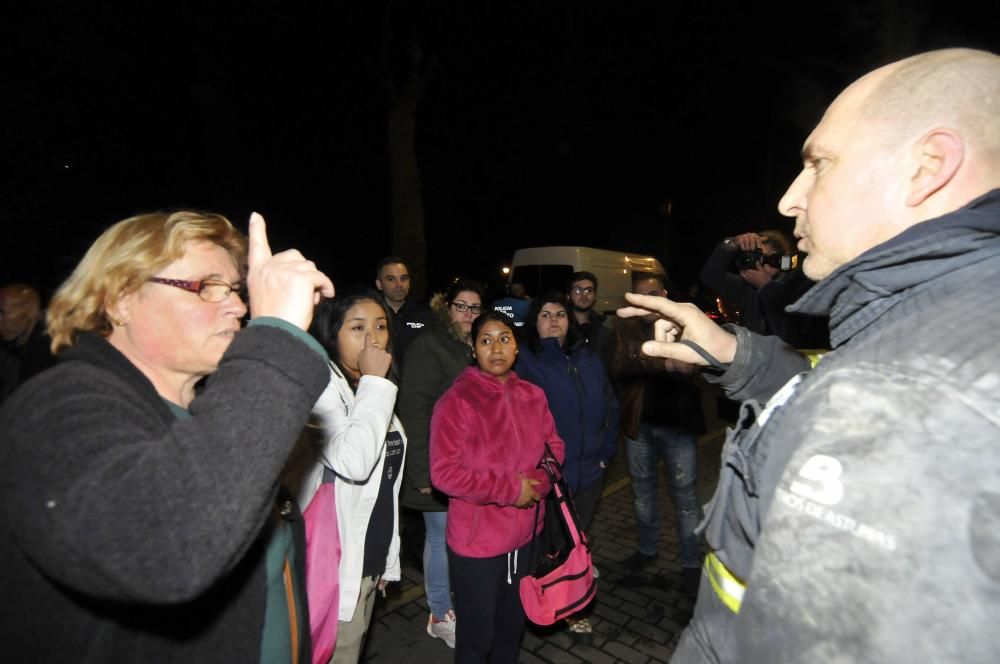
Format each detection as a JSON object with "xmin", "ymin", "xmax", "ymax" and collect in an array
[{"xmin": 108, "ymin": 314, "xmax": 125, "ymax": 327}]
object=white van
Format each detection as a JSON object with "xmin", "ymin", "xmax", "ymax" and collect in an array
[{"xmin": 508, "ymin": 246, "xmax": 667, "ymax": 314}]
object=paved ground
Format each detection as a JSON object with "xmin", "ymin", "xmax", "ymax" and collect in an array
[{"xmin": 359, "ymin": 389, "xmax": 731, "ymax": 664}]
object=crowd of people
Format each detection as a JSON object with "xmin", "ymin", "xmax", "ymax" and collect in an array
[{"xmin": 1, "ymin": 47, "xmax": 998, "ymax": 663}]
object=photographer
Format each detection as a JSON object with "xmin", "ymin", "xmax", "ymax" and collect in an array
[{"xmin": 699, "ymin": 230, "xmax": 828, "ymax": 348}]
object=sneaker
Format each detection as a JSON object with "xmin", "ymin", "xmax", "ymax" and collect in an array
[
  {"xmin": 427, "ymin": 610, "xmax": 457, "ymax": 649},
  {"xmin": 566, "ymin": 616, "xmax": 593, "ymax": 646},
  {"xmin": 620, "ymin": 550, "xmax": 657, "ymax": 572}
]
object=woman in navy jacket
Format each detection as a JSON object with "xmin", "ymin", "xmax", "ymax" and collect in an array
[{"xmin": 514, "ymin": 291, "xmax": 619, "ymax": 642}]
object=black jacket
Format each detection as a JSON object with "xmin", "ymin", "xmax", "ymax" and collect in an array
[
  {"xmin": 388, "ymin": 297, "xmax": 433, "ymax": 373},
  {"xmin": 397, "ymin": 293, "xmax": 473, "ymax": 511},
  {"xmin": 0, "ymin": 325, "xmax": 328, "ymax": 662},
  {"xmin": 699, "ymin": 242, "xmax": 828, "ymax": 348}
]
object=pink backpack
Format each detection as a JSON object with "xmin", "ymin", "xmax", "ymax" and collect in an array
[
  {"xmin": 302, "ymin": 470, "xmax": 340, "ymax": 663},
  {"xmin": 519, "ymin": 444, "xmax": 597, "ymax": 625}
]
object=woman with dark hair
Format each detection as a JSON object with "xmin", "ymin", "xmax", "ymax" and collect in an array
[
  {"xmin": 397, "ymin": 276, "xmax": 485, "ymax": 648},
  {"xmin": 514, "ymin": 290, "xmax": 619, "ymax": 642},
  {"xmin": 430, "ymin": 311, "xmax": 564, "ymax": 663},
  {"xmin": 293, "ymin": 288, "xmax": 406, "ymax": 663}
]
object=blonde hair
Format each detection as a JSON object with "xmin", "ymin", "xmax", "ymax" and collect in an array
[{"xmin": 47, "ymin": 211, "xmax": 247, "ymax": 353}]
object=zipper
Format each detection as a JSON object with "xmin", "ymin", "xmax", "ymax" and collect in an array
[
  {"xmin": 567, "ymin": 355, "xmax": 587, "ymax": 466},
  {"xmin": 282, "ymin": 557, "xmax": 299, "ymax": 664}
]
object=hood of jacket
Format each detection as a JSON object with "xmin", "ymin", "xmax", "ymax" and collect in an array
[
  {"xmin": 429, "ymin": 292, "xmax": 472, "ymax": 345},
  {"xmin": 790, "ymin": 188, "xmax": 1000, "ymax": 348}
]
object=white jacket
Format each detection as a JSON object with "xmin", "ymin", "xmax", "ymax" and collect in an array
[{"xmin": 295, "ymin": 364, "xmax": 406, "ymax": 622}]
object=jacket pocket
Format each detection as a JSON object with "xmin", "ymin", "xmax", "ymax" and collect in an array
[{"xmin": 699, "ymin": 399, "xmax": 766, "ymax": 552}]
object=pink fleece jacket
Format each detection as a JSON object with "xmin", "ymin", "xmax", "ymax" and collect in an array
[{"xmin": 430, "ymin": 366, "xmax": 566, "ymax": 558}]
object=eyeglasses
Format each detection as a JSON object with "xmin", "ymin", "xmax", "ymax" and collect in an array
[
  {"xmin": 571, "ymin": 287, "xmax": 595, "ymax": 296},
  {"xmin": 450, "ymin": 301, "xmax": 482, "ymax": 314},
  {"xmin": 148, "ymin": 277, "xmax": 244, "ymax": 303},
  {"xmin": 539, "ymin": 310, "xmax": 568, "ymax": 320}
]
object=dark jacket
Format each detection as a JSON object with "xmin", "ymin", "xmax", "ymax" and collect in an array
[
  {"xmin": 608, "ymin": 317, "xmax": 705, "ymax": 439},
  {"xmin": 569, "ymin": 309, "xmax": 613, "ymax": 369},
  {"xmin": 515, "ymin": 337, "xmax": 618, "ymax": 493},
  {"xmin": 0, "ymin": 320, "xmax": 56, "ymax": 404},
  {"xmin": 0, "ymin": 325, "xmax": 327, "ymax": 663},
  {"xmin": 699, "ymin": 242, "xmax": 828, "ymax": 348},
  {"xmin": 397, "ymin": 293, "xmax": 473, "ymax": 511},
  {"xmin": 388, "ymin": 297, "xmax": 433, "ymax": 372},
  {"xmin": 756, "ymin": 269, "xmax": 830, "ymax": 349},
  {"xmin": 699, "ymin": 241, "xmax": 770, "ymax": 334},
  {"xmin": 675, "ymin": 190, "xmax": 1000, "ymax": 663}
]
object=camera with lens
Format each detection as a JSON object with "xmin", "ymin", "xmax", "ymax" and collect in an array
[{"xmin": 733, "ymin": 250, "xmax": 796, "ymax": 271}]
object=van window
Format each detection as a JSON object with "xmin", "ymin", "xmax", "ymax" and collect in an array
[{"xmin": 510, "ymin": 265, "xmax": 574, "ymax": 297}]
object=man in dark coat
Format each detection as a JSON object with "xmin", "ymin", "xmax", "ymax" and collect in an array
[
  {"xmin": 621, "ymin": 49, "xmax": 1000, "ymax": 663},
  {"xmin": 375, "ymin": 257, "xmax": 432, "ymax": 373},
  {"xmin": 567, "ymin": 271, "xmax": 613, "ymax": 369},
  {"xmin": 609, "ymin": 275, "xmax": 705, "ymax": 596},
  {"xmin": 0, "ymin": 283, "xmax": 55, "ymax": 403}
]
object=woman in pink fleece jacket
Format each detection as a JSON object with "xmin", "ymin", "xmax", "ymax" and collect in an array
[{"xmin": 430, "ymin": 311, "xmax": 565, "ymax": 663}]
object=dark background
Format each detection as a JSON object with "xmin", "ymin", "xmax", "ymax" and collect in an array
[{"xmin": 3, "ymin": 1, "xmax": 998, "ymax": 301}]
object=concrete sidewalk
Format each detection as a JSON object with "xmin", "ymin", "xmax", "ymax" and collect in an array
[{"xmin": 359, "ymin": 426, "xmax": 727, "ymax": 663}]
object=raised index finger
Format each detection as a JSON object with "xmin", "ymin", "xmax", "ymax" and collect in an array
[
  {"xmin": 247, "ymin": 212, "xmax": 273, "ymax": 269},
  {"xmin": 620, "ymin": 292, "xmax": 686, "ymax": 320}
]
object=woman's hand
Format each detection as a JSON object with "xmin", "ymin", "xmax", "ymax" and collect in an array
[
  {"xmin": 246, "ymin": 213, "xmax": 335, "ymax": 330},
  {"xmin": 357, "ymin": 333, "xmax": 392, "ymax": 378},
  {"xmin": 514, "ymin": 473, "xmax": 541, "ymax": 508}
]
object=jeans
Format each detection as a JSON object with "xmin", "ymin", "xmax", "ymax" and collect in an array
[
  {"xmin": 423, "ymin": 511, "xmax": 453, "ymax": 618},
  {"xmin": 625, "ymin": 423, "xmax": 704, "ymax": 568}
]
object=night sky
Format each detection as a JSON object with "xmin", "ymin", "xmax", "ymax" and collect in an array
[{"xmin": 3, "ymin": 1, "xmax": 999, "ymax": 300}]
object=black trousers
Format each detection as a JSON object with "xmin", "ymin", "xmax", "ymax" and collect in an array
[
  {"xmin": 448, "ymin": 543, "xmax": 530, "ymax": 664},
  {"xmin": 572, "ymin": 472, "xmax": 605, "ymax": 534}
]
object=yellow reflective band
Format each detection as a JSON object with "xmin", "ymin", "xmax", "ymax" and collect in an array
[
  {"xmin": 797, "ymin": 348, "xmax": 827, "ymax": 369},
  {"xmin": 705, "ymin": 552, "xmax": 745, "ymax": 614}
]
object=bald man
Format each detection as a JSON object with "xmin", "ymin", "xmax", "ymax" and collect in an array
[
  {"xmin": 0, "ymin": 283, "xmax": 54, "ymax": 403},
  {"xmin": 618, "ymin": 49, "xmax": 1000, "ymax": 662}
]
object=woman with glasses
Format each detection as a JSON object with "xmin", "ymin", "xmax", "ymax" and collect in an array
[
  {"xmin": 0, "ymin": 211, "xmax": 334, "ymax": 661},
  {"xmin": 397, "ymin": 276, "xmax": 486, "ymax": 649},
  {"xmin": 514, "ymin": 290, "xmax": 619, "ymax": 644},
  {"xmin": 430, "ymin": 311, "xmax": 564, "ymax": 663},
  {"xmin": 289, "ymin": 289, "xmax": 405, "ymax": 663}
]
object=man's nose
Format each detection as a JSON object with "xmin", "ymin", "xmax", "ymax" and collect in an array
[{"xmin": 778, "ymin": 169, "xmax": 809, "ymax": 217}]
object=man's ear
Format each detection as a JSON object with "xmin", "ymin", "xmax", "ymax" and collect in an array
[
  {"xmin": 906, "ymin": 128, "xmax": 964, "ymax": 207},
  {"xmin": 374, "ymin": 277, "xmax": 382, "ymax": 292}
]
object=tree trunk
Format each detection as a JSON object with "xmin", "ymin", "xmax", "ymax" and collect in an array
[{"xmin": 387, "ymin": 97, "xmax": 427, "ymax": 299}]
